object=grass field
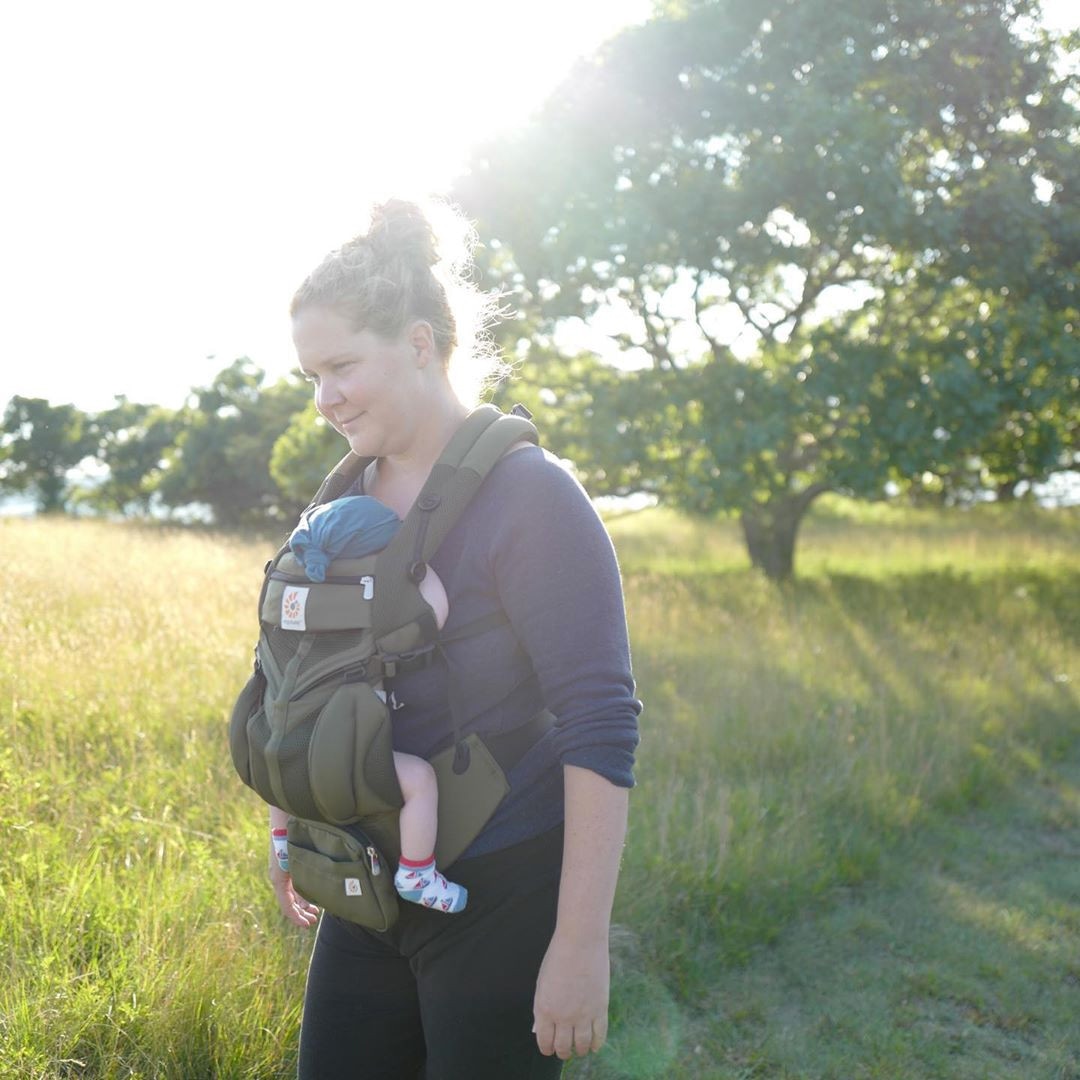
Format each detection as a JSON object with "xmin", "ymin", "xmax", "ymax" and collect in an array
[{"xmin": 0, "ymin": 503, "xmax": 1077, "ymax": 1078}]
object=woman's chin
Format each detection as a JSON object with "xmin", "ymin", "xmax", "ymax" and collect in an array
[{"xmin": 344, "ymin": 432, "xmax": 380, "ymax": 458}]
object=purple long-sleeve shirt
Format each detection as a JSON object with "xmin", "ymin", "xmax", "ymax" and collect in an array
[{"xmin": 366, "ymin": 444, "xmax": 641, "ymax": 859}]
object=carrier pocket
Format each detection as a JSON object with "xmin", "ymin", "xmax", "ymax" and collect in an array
[
  {"xmin": 287, "ymin": 817, "xmax": 399, "ymax": 930},
  {"xmin": 307, "ymin": 682, "xmax": 403, "ymax": 825},
  {"xmin": 228, "ymin": 668, "xmax": 265, "ymax": 788},
  {"xmin": 428, "ymin": 733, "xmax": 510, "ymax": 868}
]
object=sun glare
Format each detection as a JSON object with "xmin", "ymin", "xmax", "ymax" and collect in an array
[
  {"xmin": 0, "ymin": 0, "xmax": 651, "ymax": 412},
  {"xmin": 2, "ymin": 0, "xmax": 1071, "ymax": 413}
]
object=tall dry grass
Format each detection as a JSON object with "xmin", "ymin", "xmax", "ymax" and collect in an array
[{"xmin": 0, "ymin": 507, "xmax": 1077, "ymax": 1078}]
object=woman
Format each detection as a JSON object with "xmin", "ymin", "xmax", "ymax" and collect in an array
[{"xmin": 271, "ymin": 197, "xmax": 641, "ymax": 1078}]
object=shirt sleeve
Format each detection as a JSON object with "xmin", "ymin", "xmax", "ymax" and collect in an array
[{"xmin": 487, "ymin": 452, "xmax": 641, "ymax": 787}]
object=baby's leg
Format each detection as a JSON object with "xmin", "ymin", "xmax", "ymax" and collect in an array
[
  {"xmin": 394, "ymin": 751, "xmax": 439, "ymax": 863},
  {"xmin": 392, "ymin": 751, "xmax": 467, "ymax": 913}
]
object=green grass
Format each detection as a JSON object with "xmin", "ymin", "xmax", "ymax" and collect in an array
[
  {"xmin": 0, "ymin": 506, "xmax": 1077, "ymax": 1078},
  {"xmin": 639, "ymin": 746, "xmax": 1080, "ymax": 1078},
  {"xmin": 605, "ymin": 498, "xmax": 1080, "ymax": 577}
]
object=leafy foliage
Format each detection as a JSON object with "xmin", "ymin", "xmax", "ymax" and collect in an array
[
  {"xmin": 155, "ymin": 359, "xmax": 310, "ymax": 526},
  {"xmin": 79, "ymin": 397, "xmax": 180, "ymax": 515},
  {"xmin": 0, "ymin": 396, "xmax": 94, "ymax": 512},
  {"xmin": 270, "ymin": 399, "xmax": 347, "ymax": 507},
  {"xmin": 459, "ymin": 0, "xmax": 1080, "ymax": 576}
]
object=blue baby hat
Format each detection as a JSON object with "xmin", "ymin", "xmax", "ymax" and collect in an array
[{"xmin": 288, "ymin": 496, "xmax": 402, "ymax": 582}]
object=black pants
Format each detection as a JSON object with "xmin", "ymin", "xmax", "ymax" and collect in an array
[{"xmin": 298, "ymin": 825, "xmax": 565, "ymax": 1080}]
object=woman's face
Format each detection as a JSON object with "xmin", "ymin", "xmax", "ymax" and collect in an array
[{"xmin": 292, "ymin": 306, "xmax": 428, "ymax": 459}]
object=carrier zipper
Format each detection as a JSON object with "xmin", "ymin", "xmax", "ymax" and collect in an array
[
  {"xmin": 366, "ymin": 846, "xmax": 382, "ymax": 876},
  {"xmin": 272, "ymin": 570, "xmax": 375, "ymax": 599}
]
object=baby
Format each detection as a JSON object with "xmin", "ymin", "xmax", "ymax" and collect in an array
[{"xmin": 273, "ymin": 495, "xmax": 467, "ymax": 915}]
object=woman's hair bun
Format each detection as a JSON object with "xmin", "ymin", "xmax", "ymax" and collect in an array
[
  {"xmin": 291, "ymin": 195, "xmax": 509, "ymax": 404},
  {"xmin": 367, "ymin": 199, "xmax": 440, "ymax": 269}
]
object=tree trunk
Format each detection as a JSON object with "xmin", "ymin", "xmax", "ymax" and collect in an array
[
  {"xmin": 38, "ymin": 470, "xmax": 67, "ymax": 514},
  {"xmin": 740, "ymin": 485, "xmax": 830, "ymax": 582},
  {"xmin": 995, "ymin": 479, "xmax": 1017, "ymax": 503}
]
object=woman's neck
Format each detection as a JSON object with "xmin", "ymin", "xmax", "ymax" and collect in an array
[{"xmin": 366, "ymin": 395, "xmax": 470, "ymax": 517}]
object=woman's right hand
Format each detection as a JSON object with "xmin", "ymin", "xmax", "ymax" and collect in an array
[{"xmin": 269, "ymin": 857, "xmax": 320, "ymax": 929}]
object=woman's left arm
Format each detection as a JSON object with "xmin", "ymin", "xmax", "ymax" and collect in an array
[{"xmin": 532, "ymin": 763, "xmax": 629, "ymax": 1061}]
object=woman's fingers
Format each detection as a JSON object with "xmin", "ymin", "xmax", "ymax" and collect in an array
[
  {"xmin": 271, "ymin": 873, "xmax": 319, "ymax": 928},
  {"xmin": 535, "ymin": 1020, "xmax": 601, "ymax": 1061},
  {"xmin": 532, "ymin": 1019, "xmax": 555, "ymax": 1057},
  {"xmin": 573, "ymin": 1021, "xmax": 595, "ymax": 1059},
  {"xmin": 552, "ymin": 1023, "xmax": 575, "ymax": 1061},
  {"xmin": 591, "ymin": 1013, "xmax": 608, "ymax": 1053},
  {"xmin": 283, "ymin": 890, "xmax": 319, "ymax": 927}
]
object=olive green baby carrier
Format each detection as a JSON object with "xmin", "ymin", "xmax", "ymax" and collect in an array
[{"xmin": 229, "ymin": 404, "xmax": 552, "ymax": 929}]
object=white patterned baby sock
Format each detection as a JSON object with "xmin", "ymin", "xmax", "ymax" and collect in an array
[{"xmin": 394, "ymin": 855, "xmax": 468, "ymax": 913}]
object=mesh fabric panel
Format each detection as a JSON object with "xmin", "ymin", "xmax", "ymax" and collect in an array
[
  {"xmin": 264, "ymin": 625, "xmax": 295, "ymax": 671},
  {"xmin": 247, "ymin": 712, "xmax": 274, "ymax": 806},
  {"xmin": 305, "ymin": 630, "xmax": 369, "ymax": 668},
  {"xmin": 276, "ymin": 721, "xmax": 322, "ymax": 821},
  {"xmin": 362, "ymin": 721, "xmax": 403, "ymax": 810}
]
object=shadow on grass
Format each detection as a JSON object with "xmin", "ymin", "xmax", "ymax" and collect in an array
[
  {"xmin": 605, "ymin": 565, "xmax": 1080, "ymax": 1076},
  {"xmin": 689, "ymin": 754, "xmax": 1080, "ymax": 1079},
  {"xmin": 577, "ymin": 750, "xmax": 1080, "ymax": 1080}
]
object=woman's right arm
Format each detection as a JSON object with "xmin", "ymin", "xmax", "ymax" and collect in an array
[{"xmin": 268, "ymin": 805, "xmax": 320, "ymax": 929}]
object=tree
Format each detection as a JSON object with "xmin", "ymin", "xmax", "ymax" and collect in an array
[
  {"xmin": 270, "ymin": 399, "xmax": 347, "ymax": 506},
  {"xmin": 79, "ymin": 397, "xmax": 179, "ymax": 515},
  {"xmin": 0, "ymin": 396, "xmax": 94, "ymax": 512},
  {"xmin": 458, "ymin": 0, "xmax": 1079, "ymax": 578},
  {"xmin": 156, "ymin": 359, "xmax": 310, "ymax": 525}
]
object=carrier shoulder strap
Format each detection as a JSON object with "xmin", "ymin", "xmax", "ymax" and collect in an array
[
  {"xmin": 309, "ymin": 450, "xmax": 370, "ymax": 512},
  {"xmin": 261, "ymin": 405, "xmax": 537, "ymax": 638},
  {"xmin": 372, "ymin": 404, "xmax": 538, "ymax": 640}
]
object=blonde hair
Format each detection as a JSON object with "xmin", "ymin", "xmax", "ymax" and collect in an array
[{"xmin": 291, "ymin": 198, "xmax": 505, "ymax": 405}]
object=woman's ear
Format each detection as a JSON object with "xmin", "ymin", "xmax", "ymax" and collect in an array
[{"xmin": 407, "ymin": 320, "xmax": 437, "ymax": 368}]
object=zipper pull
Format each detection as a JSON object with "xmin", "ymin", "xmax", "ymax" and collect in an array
[{"xmin": 366, "ymin": 846, "xmax": 381, "ymax": 876}]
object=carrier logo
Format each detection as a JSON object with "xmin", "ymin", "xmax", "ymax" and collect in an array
[
  {"xmin": 281, "ymin": 586, "xmax": 310, "ymax": 631},
  {"xmin": 344, "ymin": 878, "xmax": 363, "ymax": 896}
]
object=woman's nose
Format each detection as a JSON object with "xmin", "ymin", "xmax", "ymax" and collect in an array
[{"xmin": 315, "ymin": 377, "xmax": 343, "ymax": 415}]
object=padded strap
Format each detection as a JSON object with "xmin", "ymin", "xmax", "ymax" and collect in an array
[
  {"xmin": 371, "ymin": 406, "xmax": 538, "ymax": 641},
  {"xmin": 310, "ymin": 450, "xmax": 369, "ymax": 509}
]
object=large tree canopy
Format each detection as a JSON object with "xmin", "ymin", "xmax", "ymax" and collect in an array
[
  {"xmin": 81, "ymin": 397, "xmax": 179, "ymax": 515},
  {"xmin": 270, "ymin": 399, "xmax": 346, "ymax": 506},
  {"xmin": 0, "ymin": 396, "xmax": 94, "ymax": 512},
  {"xmin": 156, "ymin": 359, "xmax": 310, "ymax": 526},
  {"xmin": 459, "ymin": 0, "xmax": 1079, "ymax": 577}
]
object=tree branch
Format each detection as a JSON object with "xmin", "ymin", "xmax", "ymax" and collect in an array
[
  {"xmin": 692, "ymin": 277, "xmax": 727, "ymax": 358},
  {"xmin": 727, "ymin": 289, "xmax": 775, "ymax": 343},
  {"xmin": 619, "ymin": 276, "xmax": 678, "ymax": 370}
]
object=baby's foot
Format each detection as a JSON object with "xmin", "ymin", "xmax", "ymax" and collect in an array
[{"xmin": 394, "ymin": 857, "xmax": 468, "ymax": 913}]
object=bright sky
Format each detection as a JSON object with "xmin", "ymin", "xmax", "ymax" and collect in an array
[
  {"xmin": 1, "ymin": 0, "xmax": 1075, "ymax": 416},
  {"xmin": 0, "ymin": 0, "xmax": 652, "ymax": 413}
]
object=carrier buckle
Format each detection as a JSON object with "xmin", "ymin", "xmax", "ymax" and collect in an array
[
  {"xmin": 380, "ymin": 645, "xmax": 438, "ymax": 679},
  {"xmin": 342, "ymin": 657, "xmax": 380, "ymax": 683}
]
